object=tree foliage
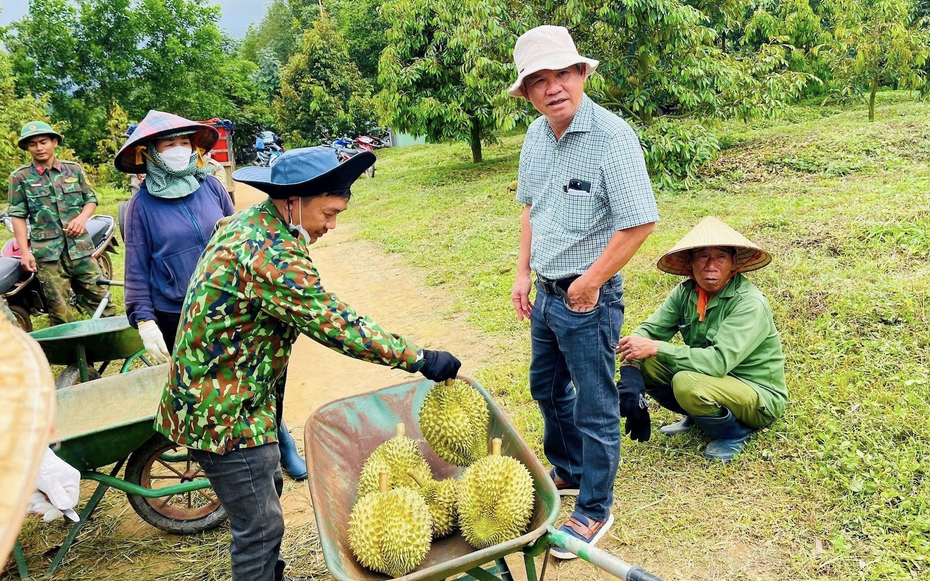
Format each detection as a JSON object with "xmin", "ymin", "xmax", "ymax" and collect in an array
[
  {"xmin": 3, "ymin": 0, "xmax": 268, "ymax": 162},
  {"xmin": 275, "ymin": 15, "xmax": 375, "ymax": 143},
  {"xmin": 826, "ymin": 0, "xmax": 930, "ymax": 120},
  {"xmin": 378, "ymin": 0, "xmax": 535, "ymax": 163},
  {"xmin": 330, "ymin": 0, "xmax": 388, "ymax": 83},
  {"xmin": 0, "ymin": 48, "xmax": 52, "ymax": 198}
]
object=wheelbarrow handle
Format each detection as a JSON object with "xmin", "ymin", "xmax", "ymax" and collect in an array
[
  {"xmin": 96, "ymin": 278, "xmax": 124, "ymax": 287},
  {"xmin": 545, "ymin": 526, "xmax": 666, "ymax": 581}
]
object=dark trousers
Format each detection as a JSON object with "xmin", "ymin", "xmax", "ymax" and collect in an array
[
  {"xmin": 154, "ymin": 308, "xmax": 182, "ymax": 349},
  {"xmin": 190, "ymin": 444, "xmax": 286, "ymax": 581},
  {"xmin": 529, "ymin": 277, "xmax": 625, "ymax": 522}
]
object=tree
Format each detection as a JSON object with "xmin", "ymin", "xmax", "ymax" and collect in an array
[
  {"xmin": 240, "ymin": 0, "xmax": 320, "ymax": 67},
  {"xmin": 0, "ymin": 48, "xmax": 53, "ymax": 200},
  {"xmin": 827, "ymin": 0, "xmax": 929, "ymax": 121},
  {"xmin": 378, "ymin": 0, "xmax": 534, "ymax": 163},
  {"xmin": 275, "ymin": 15, "xmax": 375, "ymax": 143},
  {"xmin": 330, "ymin": 0, "xmax": 388, "ymax": 83}
]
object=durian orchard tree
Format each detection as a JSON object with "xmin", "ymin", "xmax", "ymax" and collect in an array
[
  {"xmin": 826, "ymin": 0, "xmax": 930, "ymax": 121},
  {"xmin": 377, "ymin": 0, "xmax": 535, "ymax": 163}
]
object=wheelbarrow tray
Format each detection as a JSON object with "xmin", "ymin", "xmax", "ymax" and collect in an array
[
  {"xmin": 53, "ymin": 364, "xmax": 168, "ymax": 471},
  {"xmin": 29, "ymin": 315, "xmax": 144, "ymax": 366},
  {"xmin": 304, "ymin": 376, "xmax": 560, "ymax": 581}
]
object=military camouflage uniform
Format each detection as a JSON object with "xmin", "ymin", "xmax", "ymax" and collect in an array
[
  {"xmin": 156, "ymin": 198, "xmax": 426, "ymax": 454},
  {"xmin": 7, "ymin": 160, "xmax": 114, "ymax": 325}
]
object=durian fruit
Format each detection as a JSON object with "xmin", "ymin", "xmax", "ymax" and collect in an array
[
  {"xmin": 357, "ymin": 423, "xmax": 434, "ymax": 497},
  {"xmin": 349, "ymin": 472, "xmax": 433, "ymax": 577},
  {"xmin": 408, "ymin": 469, "xmax": 460, "ymax": 539},
  {"xmin": 458, "ymin": 438, "xmax": 534, "ymax": 549},
  {"xmin": 419, "ymin": 379, "xmax": 490, "ymax": 466}
]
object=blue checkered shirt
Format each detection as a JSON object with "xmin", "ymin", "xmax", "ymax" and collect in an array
[{"xmin": 516, "ymin": 95, "xmax": 659, "ymax": 280}]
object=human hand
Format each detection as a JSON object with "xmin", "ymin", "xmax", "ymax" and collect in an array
[
  {"xmin": 20, "ymin": 250, "xmax": 37, "ymax": 272},
  {"xmin": 65, "ymin": 215, "xmax": 88, "ymax": 237},
  {"xmin": 616, "ymin": 335, "xmax": 659, "ymax": 361},
  {"xmin": 419, "ymin": 350, "xmax": 462, "ymax": 382},
  {"xmin": 566, "ymin": 276, "xmax": 599, "ymax": 312},
  {"xmin": 33, "ymin": 448, "xmax": 81, "ymax": 521},
  {"xmin": 511, "ymin": 275, "xmax": 533, "ymax": 320},
  {"xmin": 138, "ymin": 320, "xmax": 170, "ymax": 364}
]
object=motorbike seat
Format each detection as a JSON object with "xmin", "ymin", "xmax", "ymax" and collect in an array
[
  {"xmin": 85, "ymin": 216, "xmax": 111, "ymax": 248},
  {"xmin": 0, "ymin": 257, "xmax": 22, "ymax": 295}
]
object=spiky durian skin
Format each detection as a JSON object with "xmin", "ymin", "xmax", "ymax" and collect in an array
[
  {"xmin": 458, "ymin": 455, "xmax": 534, "ymax": 548},
  {"xmin": 417, "ymin": 478, "xmax": 460, "ymax": 538},
  {"xmin": 348, "ymin": 488, "xmax": 433, "ymax": 577},
  {"xmin": 419, "ymin": 381, "xmax": 490, "ymax": 467},
  {"xmin": 357, "ymin": 435, "xmax": 434, "ymax": 497}
]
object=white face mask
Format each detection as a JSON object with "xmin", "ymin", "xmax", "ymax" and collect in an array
[
  {"xmin": 160, "ymin": 145, "xmax": 194, "ymax": 172},
  {"xmin": 288, "ymin": 201, "xmax": 311, "ymax": 246}
]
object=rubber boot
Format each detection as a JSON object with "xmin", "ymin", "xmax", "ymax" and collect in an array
[
  {"xmin": 692, "ymin": 408, "xmax": 754, "ymax": 462},
  {"xmin": 278, "ymin": 421, "xmax": 307, "ymax": 481},
  {"xmin": 659, "ymin": 416, "xmax": 695, "ymax": 436}
]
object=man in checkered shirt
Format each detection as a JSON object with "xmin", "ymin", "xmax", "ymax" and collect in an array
[{"xmin": 508, "ymin": 25, "xmax": 659, "ymax": 557}]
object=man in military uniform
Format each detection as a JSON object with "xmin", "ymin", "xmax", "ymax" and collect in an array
[
  {"xmin": 156, "ymin": 147, "xmax": 462, "ymax": 581},
  {"xmin": 7, "ymin": 121, "xmax": 114, "ymax": 325}
]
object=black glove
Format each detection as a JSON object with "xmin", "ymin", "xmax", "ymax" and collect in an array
[
  {"xmin": 419, "ymin": 350, "xmax": 462, "ymax": 382},
  {"xmin": 618, "ymin": 365, "xmax": 651, "ymax": 442}
]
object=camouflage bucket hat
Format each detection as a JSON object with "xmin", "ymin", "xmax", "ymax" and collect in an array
[
  {"xmin": 114, "ymin": 110, "xmax": 219, "ymax": 174},
  {"xmin": 18, "ymin": 121, "xmax": 64, "ymax": 150}
]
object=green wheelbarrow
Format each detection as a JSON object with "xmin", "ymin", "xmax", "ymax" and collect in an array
[
  {"xmin": 304, "ymin": 376, "xmax": 665, "ymax": 581},
  {"xmin": 29, "ymin": 315, "xmax": 149, "ymax": 389},
  {"xmin": 13, "ymin": 365, "xmax": 226, "ymax": 579}
]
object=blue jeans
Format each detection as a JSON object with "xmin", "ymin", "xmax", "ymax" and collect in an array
[
  {"xmin": 529, "ymin": 277, "xmax": 625, "ymax": 522},
  {"xmin": 190, "ymin": 444, "xmax": 285, "ymax": 581}
]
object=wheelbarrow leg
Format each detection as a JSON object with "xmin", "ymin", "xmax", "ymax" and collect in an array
[
  {"xmin": 14, "ymin": 540, "xmax": 29, "ymax": 579},
  {"xmin": 77, "ymin": 343, "xmax": 88, "ymax": 383},
  {"xmin": 46, "ymin": 459, "xmax": 124, "ymax": 577}
]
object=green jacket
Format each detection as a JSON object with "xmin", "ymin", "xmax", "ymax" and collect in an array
[
  {"xmin": 7, "ymin": 160, "xmax": 98, "ymax": 262},
  {"xmin": 632, "ymin": 274, "xmax": 787, "ymax": 420},
  {"xmin": 156, "ymin": 199, "xmax": 426, "ymax": 454}
]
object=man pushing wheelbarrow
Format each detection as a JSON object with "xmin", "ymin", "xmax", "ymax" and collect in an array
[{"xmin": 154, "ymin": 146, "xmax": 462, "ymax": 581}]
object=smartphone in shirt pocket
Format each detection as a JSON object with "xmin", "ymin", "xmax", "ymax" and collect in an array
[{"xmin": 563, "ymin": 178, "xmax": 595, "ymax": 232}]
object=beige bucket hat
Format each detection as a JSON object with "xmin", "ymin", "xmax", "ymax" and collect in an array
[
  {"xmin": 0, "ymin": 319, "xmax": 56, "ymax": 570},
  {"xmin": 657, "ymin": 216, "xmax": 772, "ymax": 276},
  {"xmin": 508, "ymin": 25, "xmax": 599, "ymax": 98}
]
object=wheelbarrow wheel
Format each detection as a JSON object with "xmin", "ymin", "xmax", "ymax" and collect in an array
[
  {"xmin": 55, "ymin": 365, "xmax": 101, "ymax": 389},
  {"xmin": 125, "ymin": 434, "xmax": 227, "ymax": 535}
]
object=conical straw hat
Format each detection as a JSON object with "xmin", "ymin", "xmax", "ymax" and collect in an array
[
  {"xmin": 657, "ymin": 216, "xmax": 772, "ymax": 276},
  {"xmin": 0, "ymin": 319, "xmax": 56, "ymax": 570}
]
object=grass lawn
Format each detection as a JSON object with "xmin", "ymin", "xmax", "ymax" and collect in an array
[
  {"xmin": 4, "ymin": 91, "xmax": 928, "ymax": 580},
  {"xmin": 342, "ymin": 91, "xmax": 930, "ymax": 580}
]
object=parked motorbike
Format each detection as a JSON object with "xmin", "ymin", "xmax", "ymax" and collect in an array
[
  {"xmin": 0, "ymin": 212, "xmax": 120, "ymax": 331},
  {"xmin": 253, "ymin": 144, "xmax": 284, "ymax": 167}
]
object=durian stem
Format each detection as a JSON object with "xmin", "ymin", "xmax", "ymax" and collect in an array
[
  {"xmin": 406, "ymin": 469, "xmax": 428, "ymax": 488},
  {"xmin": 445, "ymin": 379, "xmax": 454, "ymax": 386},
  {"xmin": 395, "ymin": 423, "xmax": 406, "ymax": 437},
  {"xmin": 491, "ymin": 438, "xmax": 502, "ymax": 456},
  {"xmin": 379, "ymin": 472, "xmax": 389, "ymax": 493}
]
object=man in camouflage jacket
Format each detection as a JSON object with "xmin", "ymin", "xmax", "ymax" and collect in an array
[
  {"xmin": 7, "ymin": 121, "xmax": 114, "ymax": 325},
  {"xmin": 156, "ymin": 147, "xmax": 462, "ymax": 581}
]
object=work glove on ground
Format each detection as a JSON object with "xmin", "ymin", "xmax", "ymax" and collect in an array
[
  {"xmin": 138, "ymin": 320, "xmax": 170, "ymax": 364},
  {"xmin": 617, "ymin": 365, "xmax": 651, "ymax": 442},
  {"xmin": 419, "ymin": 350, "xmax": 462, "ymax": 382},
  {"xmin": 30, "ymin": 448, "xmax": 81, "ymax": 522}
]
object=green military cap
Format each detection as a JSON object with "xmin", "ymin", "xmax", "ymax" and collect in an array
[{"xmin": 18, "ymin": 121, "xmax": 64, "ymax": 150}]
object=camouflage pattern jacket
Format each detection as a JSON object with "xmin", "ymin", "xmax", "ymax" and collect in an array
[
  {"xmin": 7, "ymin": 160, "xmax": 98, "ymax": 263},
  {"xmin": 156, "ymin": 198, "xmax": 426, "ymax": 454}
]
